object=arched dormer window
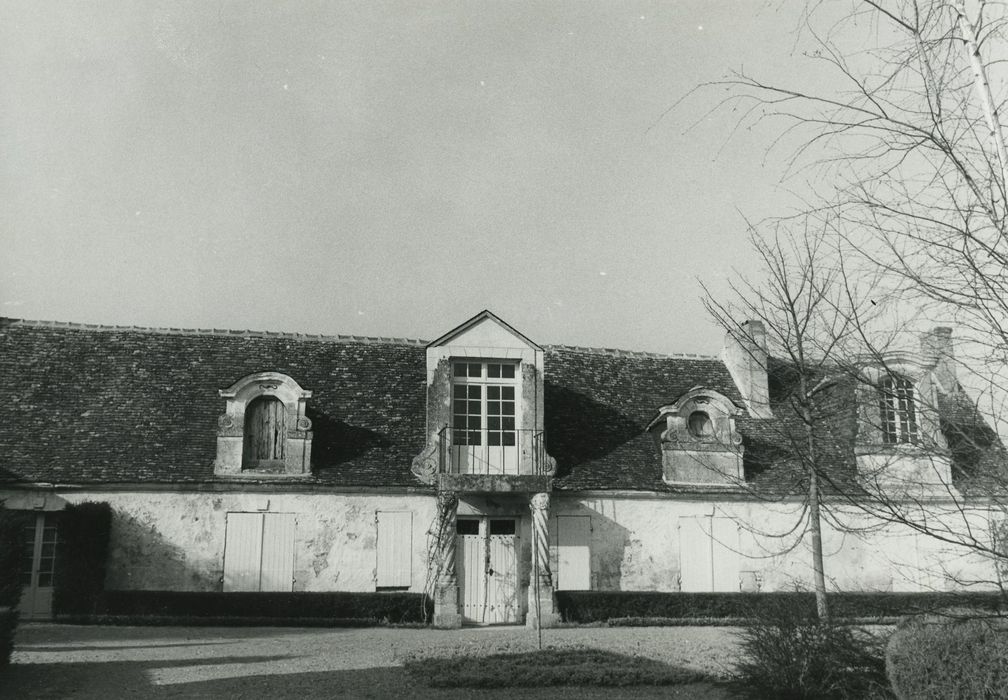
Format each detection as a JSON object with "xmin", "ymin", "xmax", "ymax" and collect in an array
[
  {"xmin": 215, "ymin": 372, "xmax": 313, "ymax": 477},
  {"xmin": 244, "ymin": 395, "xmax": 287, "ymax": 468},
  {"xmin": 878, "ymin": 375, "xmax": 918, "ymax": 445}
]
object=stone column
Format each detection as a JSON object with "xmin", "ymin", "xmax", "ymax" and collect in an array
[
  {"xmin": 433, "ymin": 490, "xmax": 462, "ymax": 628},
  {"xmin": 527, "ymin": 492, "xmax": 561, "ymax": 628}
]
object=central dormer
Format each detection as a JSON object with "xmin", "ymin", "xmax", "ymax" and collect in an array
[{"xmin": 411, "ymin": 310, "xmax": 555, "ymax": 492}]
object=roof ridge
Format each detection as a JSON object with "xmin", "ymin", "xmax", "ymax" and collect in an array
[
  {"xmin": 544, "ymin": 343, "xmax": 719, "ymax": 360},
  {"xmin": 0, "ymin": 317, "xmax": 429, "ymax": 347}
]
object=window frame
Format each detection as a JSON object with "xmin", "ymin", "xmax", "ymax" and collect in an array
[
  {"xmin": 451, "ymin": 360, "xmax": 520, "ymax": 449},
  {"xmin": 878, "ymin": 375, "xmax": 919, "ymax": 445}
]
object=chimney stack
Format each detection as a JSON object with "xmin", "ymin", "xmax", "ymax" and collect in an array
[
  {"xmin": 721, "ymin": 320, "xmax": 772, "ymax": 418},
  {"xmin": 920, "ymin": 326, "xmax": 956, "ymax": 391}
]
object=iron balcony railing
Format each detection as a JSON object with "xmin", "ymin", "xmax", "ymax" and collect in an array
[{"xmin": 435, "ymin": 426, "xmax": 549, "ymax": 476}]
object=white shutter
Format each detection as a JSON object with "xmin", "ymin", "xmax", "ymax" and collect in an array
[
  {"xmin": 711, "ymin": 517, "xmax": 740, "ymax": 592},
  {"xmin": 223, "ymin": 513, "xmax": 264, "ymax": 592},
  {"xmin": 376, "ymin": 511, "xmax": 412, "ymax": 588},
  {"xmin": 260, "ymin": 513, "xmax": 296, "ymax": 592},
  {"xmin": 679, "ymin": 516, "xmax": 714, "ymax": 592},
  {"xmin": 556, "ymin": 516, "xmax": 591, "ymax": 590}
]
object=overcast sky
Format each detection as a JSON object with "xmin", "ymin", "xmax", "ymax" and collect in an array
[{"xmin": 1, "ymin": 1, "xmax": 826, "ymax": 354}]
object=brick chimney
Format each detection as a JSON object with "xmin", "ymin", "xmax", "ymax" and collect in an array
[
  {"xmin": 721, "ymin": 320, "xmax": 772, "ymax": 418},
  {"xmin": 920, "ymin": 326, "xmax": 956, "ymax": 392}
]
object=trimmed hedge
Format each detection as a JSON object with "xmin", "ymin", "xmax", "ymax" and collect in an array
[
  {"xmin": 53, "ymin": 502, "xmax": 112, "ymax": 616},
  {"xmin": 887, "ymin": 616, "xmax": 1008, "ymax": 700},
  {"xmin": 555, "ymin": 591, "xmax": 1007, "ymax": 623},
  {"xmin": 86, "ymin": 591, "xmax": 433, "ymax": 625},
  {"xmin": 0, "ymin": 508, "xmax": 25, "ymax": 609},
  {"xmin": 0, "ymin": 608, "xmax": 16, "ymax": 667}
]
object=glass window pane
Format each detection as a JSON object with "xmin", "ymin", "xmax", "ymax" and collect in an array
[
  {"xmin": 501, "ymin": 401, "xmax": 515, "ymax": 416},
  {"xmin": 489, "ymin": 519, "xmax": 516, "ymax": 535},
  {"xmin": 469, "ymin": 431, "xmax": 482, "ymax": 445},
  {"xmin": 454, "ymin": 363, "xmax": 467, "ymax": 377},
  {"xmin": 502, "ymin": 417, "xmax": 515, "ymax": 430},
  {"xmin": 488, "ymin": 364, "xmax": 501, "ymax": 378},
  {"xmin": 468, "ymin": 363, "xmax": 481, "ymax": 377},
  {"xmin": 457, "ymin": 519, "xmax": 479, "ymax": 535},
  {"xmin": 487, "ymin": 417, "xmax": 500, "ymax": 430},
  {"xmin": 503, "ymin": 432, "xmax": 516, "ymax": 446},
  {"xmin": 468, "ymin": 400, "xmax": 481, "ymax": 414},
  {"xmin": 468, "ymin": 416, "xmax": 481, "ymax": 430},
  {"xmin": 453, "ymin": 384, "xmax": 467, "ymax": 398},
  {"xmin": 38, "ymin": 573, "xmax": 52, "ymax": 587},
  {"xmin": 468, "ymin": 386, "xmax": 481, "ymax": 399},
  {"xmin": 488, "ymin": 432, "xmax": 501, "ymax": 446},
  {"xmin": 487, "ymin": 401, "xmax": 500, "ymax": 415},
  {"xmin": 502, "ymin": 364, "xmax": 515, "ymax": 379},
  {"xmin": 501, "ymin": 386, "xmax": 515, "ymax": 400},
  {"xmin": 487, "ymin": 386, "xmax": 500, "ymax": 399}
]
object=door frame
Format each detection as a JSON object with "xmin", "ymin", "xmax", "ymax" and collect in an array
[
  {"xmin": 455, "ymin": 516, "xmax": 519, "ymax": 625},
  {"xmin": 19, "ymin": 511, "xmax": 59, "ymax": 620}
]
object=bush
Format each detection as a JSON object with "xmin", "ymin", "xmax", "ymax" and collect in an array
[
  {"xmin": 53, "ymin": 502, "xmax": 112, "ymax": 615},
  {"xmin": 886, "ymin": 616, "xmax": 1008, "ymax": 700},
  {"xmin": 0, "ymin": 508, "xmax": 25, "ymax": 609},
  {"xmin": 0, "ymin": 608, "xmax": 17, "ymax": 667},
  {"xmin": 733, "ymin": 601, "xmax": 890, "ymax": 700},
  {"xmin": 88, "ymin": 590, "xmax": 432, "ymax": 625},
  {"xmin": 555, "ymin": 591, "xmax": 1005, "ymax": 623}
]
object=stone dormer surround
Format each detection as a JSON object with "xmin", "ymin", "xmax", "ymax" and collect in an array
[
  {"xmin": 855, "ymin": 327, "xmax": 956, "ymax": 494},
  {"xmin": 647, "ymin": 387, "xmax": 746, "ymax": 486}
]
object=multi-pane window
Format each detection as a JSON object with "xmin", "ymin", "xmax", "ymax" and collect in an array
[
  {"xmin": 879, "ymin": 376, "xmax": 919, "ymax": 445},
  {"xmin": 451, "ymin": 361, "xmax": 517, "ymax": 447}
]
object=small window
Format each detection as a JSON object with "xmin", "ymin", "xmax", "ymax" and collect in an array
[
  {"xmin": 456, "ymin": 519, "xmax": 480, "ymax": 535},
  {"xmin": 879, "ymin": 376, "xmax": 918, "ymax": 445},
  {"xmin": 688, "ymin": 411, "xmax": 714, "ymax": 438},
  {"xmin": 489, "ymin": 519, "xmax": 516, "ymax": 535}
]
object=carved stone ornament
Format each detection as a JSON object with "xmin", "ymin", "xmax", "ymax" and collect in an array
[
  {"xmin": 530, "ymin": 492, "xmax": 550, "ymax": 511},
  {"xmin": 296, "ymin": 416, "xmax": 312, "ymax": 431},
  {"xmin": 258, "ymin": 381, "xmax": 281, "ymax": 391},
  {"xmin": 217, "ymin": 414, "xmax": 235, "ymax": 430},
  {"xmin": 542, "ymin": 454, "xmax": 558, "ymax": 476},
  {"xmin": 411, "ymin": 442, "xmax": 440, "ymax": 484}
]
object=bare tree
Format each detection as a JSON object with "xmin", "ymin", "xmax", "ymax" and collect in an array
[{"xmin": 699, "ymin": 0, "xmax": 1008, "ymax": 595}]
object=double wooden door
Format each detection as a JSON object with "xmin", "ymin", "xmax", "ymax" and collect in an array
[
  {"xmin": 456, "ymin": 518, "xmax": 518, "ymax": 624},
  {"xmin": 19, "ymin": 512, "xmax": 58, "ymax": 619}
]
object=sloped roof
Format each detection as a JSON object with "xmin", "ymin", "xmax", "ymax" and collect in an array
[{"xmin": 1, "ymin": 318, "xmax": 1003, "ymax": 495}]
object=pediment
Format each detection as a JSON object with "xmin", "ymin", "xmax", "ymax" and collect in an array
[{"xmin": 427, "ymin": 310, "xmax": 540, "ymax": 351}]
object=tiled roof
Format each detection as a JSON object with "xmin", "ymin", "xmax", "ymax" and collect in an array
[{"xmin": 1, "ymin": 318, "xmax": 1003, "ymax": 495}]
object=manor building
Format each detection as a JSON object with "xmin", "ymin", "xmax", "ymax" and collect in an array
[{"xmin": 1, "ymin": 311, "xmax": 1001, "ymax": 624}]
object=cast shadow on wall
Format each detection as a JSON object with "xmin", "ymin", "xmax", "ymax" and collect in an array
[{"xmin": 307, "ymin": 409, "xmax": 391, "ymax": 467}]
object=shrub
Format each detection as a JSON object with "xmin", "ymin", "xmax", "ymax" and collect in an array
[
  {"xmin": 88, "ymin": 590, "xmax": 432, "ymax": 625},
  {"xmin": 555, "ymin": 591, "xmax": 1004, "ymax": 623},
  {"xmin": 0, "ymin": 508, "xmax": 25, "ymax": 609},
  {"xmin": 53, "ymin": 502, "xmax": 112, "ymax": 615},
  {"xmin": 733, "ymin": 601, "xmax": 890, "ymax": 700},
  {"xmin": 886, "ymin": 616, "xmax": 1008, "ymax": 700},
  {"xmin": 0, "ymin": 608, "xmax": 17, "ymax": 667}
]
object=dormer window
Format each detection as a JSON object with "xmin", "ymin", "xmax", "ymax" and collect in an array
[
  {"xmin": 452, "ymin": 361, "xmax": 519, "ymax": 473},
  {"xmin": 243, "ymin": 395, "xmax": 287, "ymax": 469},
  {"xmin": 879, "ymin": 376, "xmax": 918, "ymax": 445},
  {"xmin": 215, "ymin": 372, "xmax": 313, "ymax": 477},
  {"xmin": 688, "ymin": 411, "xmax": 714, "ymax": 439}
]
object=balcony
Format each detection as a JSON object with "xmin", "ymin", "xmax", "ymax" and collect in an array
[{"xmin": 433, "ymin": 426, "xmax": 553, "ymax": 493}]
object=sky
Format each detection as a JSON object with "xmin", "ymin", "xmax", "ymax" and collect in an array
[{"xmin": 1, "ymin": 1, "xmax": 826, "ymax": 355}]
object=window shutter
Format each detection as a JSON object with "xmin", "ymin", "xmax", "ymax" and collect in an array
[
  {"xmin": 556, "ymin": 516, "xmax": 591, "ymax": 590},
  {"xmin": 223, "ymin": 513, "xmax": 264, "ymax": 592},
  {"xmin": 679, "ymin": 516, "xmax": 713, "ymax": 592},
  {"xmin": 376, "ymin": 511, "xmax": 412, "ymax": 588},
  {"xmin": 711, "ymin": 517, "xmax": 740, "ymax": 592},
  {"xmin": 259, "ymin": 513, "xmax": 296, "ymax": 592}
]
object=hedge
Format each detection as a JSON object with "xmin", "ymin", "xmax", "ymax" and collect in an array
[
  {"xmin": 0, "ymin": 608, "xmax": 16, "ymax": 667},
  {"xmin": 0, "ymin": 508, "xmax": 25, "ymax": 609},
  {"xmin": 78, "ymin": 591, "xmax": 433, "ymax": 625},
  {"xmin": 555, "ymin": 591, "xmax": 1007, "ymax": 623},
  {"xmin": 887, "ymin": 617, "xmax": 1008, "ymax": 700},
  {"xmin": 53, "ymin": 502, "xmax": 112, "ymax": 616}
]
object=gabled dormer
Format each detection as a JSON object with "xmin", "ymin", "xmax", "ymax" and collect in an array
[{"xmin": 412, "ymin": 310, "xmax": 555, "ymax": 491}]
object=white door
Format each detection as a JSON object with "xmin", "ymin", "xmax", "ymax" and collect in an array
[
  {"xmin": 456, "ymin": 517, "xmax": 518, "ymax": 624},
  {"xmin": 556, "ymin": 516, "xmax": 591, "ymax": 590},
  {"xmin": 679, "ymin": 516, "xmax": 740, "ymax": 592},
  {"xmin": 19, "ymin": 512, "xmax": 58, "ymax": 619},
  {"xmin": 376, "ymin": 511, "xmax": 413, "ymax": 588}
]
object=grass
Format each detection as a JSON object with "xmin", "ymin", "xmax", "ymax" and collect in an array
[{"xmin": 403, "ymin": 646, "xmax": 712, "ymax": 688}]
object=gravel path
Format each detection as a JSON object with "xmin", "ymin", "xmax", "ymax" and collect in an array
[{"xmin": 2, "ymin": 624, "xmax": 742, "ymax": 699}]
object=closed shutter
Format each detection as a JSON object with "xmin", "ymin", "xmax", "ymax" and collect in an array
[
  {"xmin": 223, "ymin": 513, "xmax": 264, "ymax": 592},
  {"xmin": 711, "ymin": 517, "xmax": 740, "ymax": 592},
  {"xmin": 556, "ymin": 516, "xmax": 591, "ymax": 590},
  {"xmin": 376, "ymin": 511, "xmax": 412, "ymax": 588},
  {"xmin": 679, "ymin": 516, "xmax": 713, "ymax": 592},
  {"xmin": 260, "ymin": 513, "xmax": 296, "ymax": 591}
]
